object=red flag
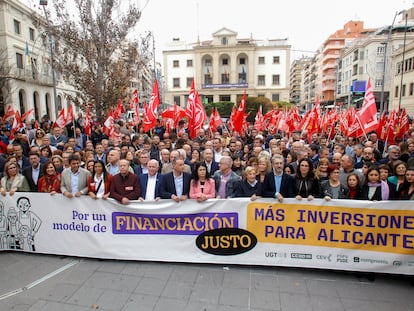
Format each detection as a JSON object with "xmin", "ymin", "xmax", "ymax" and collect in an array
[
  {"xmin": 129, "ymin": 89, "xmax": 139, "ymax": 109},
  {"xmin": 34, "ymin": 121, "xmax": 40, "ymax": 129},
  {"xmin": 131, "ymin": 102, "xmax": 141, "ymax": 126},
  {"xmin": 113, "ymin": 99, "xmax": 124, "ymax": 121},
  {"xmin": 53, "ymin": 108, "xmax": 67, "ymax": 128},
  {"xmin": 143, "ymin": 80, "xmax": 160, "ymax": 132},
  {"xmin": 186, "ymin": 79, "xmax": 206, "ymax": 139},
  {"xmin": 65, "ymin": 103, "xmax": 74, "ymax": 126},
  {"xmin": 3, "ymin": 105, "xmax": 15, "ymax": 121},
  {"xmin": 254, "ymin": 105, "xmax": 264, "ymax": 131},
  {"xmin": 84, "ymin": 109, "xmax": 92, "ymax": 137},
  {"xmin": 209, "ymin": 107, "xmax": 223, "ymax": 133},
  {"xmin": 377, "ymin": 111, "xmax": 387, "ymax": 141},
  {"xmin": 232, "ymin": 90, "xmax": 247, "ymax": 133},
  {"xmin": 161, "ymin": 102, "xmax": 186, "ymax": 128},
  {"xmin": 396, "ymin": 108, "xmax": 409, "ymax": 140},
  {"xmin": 356, "ymin": 79, "xmax": 378, "ymax": 134},
  {"xmin": 102, "ymin": 110, "xmax": 114, "ymax": 137},
  {"xmin": 9, "ymin": 111, "xmax": 24, "ymax": 141},
  {"xmin": 21, "ymin": 108, "xmax": 34, "ymax": 122},
  {"xmin": 306, "ymin": 97, "xmax": 321, "ymax": 135}
]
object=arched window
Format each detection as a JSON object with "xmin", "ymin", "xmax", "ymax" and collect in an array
[{"xmin": 19, "ymin": 90, "xmax": 25, "ymax": 114}]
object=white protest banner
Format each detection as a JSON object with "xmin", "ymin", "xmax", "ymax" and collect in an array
[{"xmin": 0, "ymin": 193, "xmax": 413, "ymax": 275}]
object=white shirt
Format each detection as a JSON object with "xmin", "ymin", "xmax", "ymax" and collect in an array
[{"xmin": 145, "ymin": 174, "xmax": 157, "ymax": 200}]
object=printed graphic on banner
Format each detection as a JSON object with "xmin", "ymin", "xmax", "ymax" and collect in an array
[
  {"xmin": 246, "ymin": 203, "xmax": 414, "ymax": 255},
  {"xmin": 112, "ymin": 212, "xmax": 238, "ymax": 235},
  {"xmin": 0, "ymin": 197, "xmax": 42, "ymax": 251},
  {"xmin": 195, "ymin": 227, "xmax": 257, "ymax": 255}
]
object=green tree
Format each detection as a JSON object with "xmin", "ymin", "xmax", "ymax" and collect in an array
[{"xmin": 51, "ymin": 0, "xmax": 142, "ymax": 117}]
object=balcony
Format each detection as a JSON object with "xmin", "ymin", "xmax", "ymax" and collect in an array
[{"xmin": 12, "ymin": 68, "xmax": 54, "ymax": 86}]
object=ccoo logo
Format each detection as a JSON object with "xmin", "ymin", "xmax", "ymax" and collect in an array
[{"xmin": 196, "ymin": 228, "xmax": 257, "ymax": 256}]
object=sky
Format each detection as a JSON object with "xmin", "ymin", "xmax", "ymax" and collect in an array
[
  {"xmin": 19, "ymin": 0, "xmax": 411, "ymax": 63},
  {"xmin": 135, "ymin": 0, "xmax": 411, "ymax": 63}
]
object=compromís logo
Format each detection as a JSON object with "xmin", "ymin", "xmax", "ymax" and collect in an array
[{"xmin": 196, "ymin": 228, "xmax": 257, "ymax": 256}]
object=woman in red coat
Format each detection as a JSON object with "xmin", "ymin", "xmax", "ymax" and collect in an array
[
  {"xmin": 88, "ymin": 160, "xmax": 112, "ymax": 200},
  {"xmin": 37, "ymin": 161, "xmax": 61, "ymax": 195}
]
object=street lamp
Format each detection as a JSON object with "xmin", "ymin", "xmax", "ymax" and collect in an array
[
  {"xmin": 379, "ymin": 11, "xmax": 400, "ymax": 115},
  {"xmin": 39, "ymin": 0, "xmax": 58, "ymax": 118}
]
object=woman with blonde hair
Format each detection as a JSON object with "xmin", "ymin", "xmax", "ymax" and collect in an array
[
  {"xmin": 257, "ymin": 156, "xmax": 271, "ymax": 184},
  {"xmin": 0, "ymin": 161, "xmax": 30, "ymax": 196},
  {"xmin": 235, "ymin": 166, "xmax": 262, "ymax": 201}
]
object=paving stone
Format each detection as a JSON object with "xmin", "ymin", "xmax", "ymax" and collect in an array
[
  {"xmin": 218, "ymin": 287, "xmax": 250, "ymax": 307},
  {"xmin": 121, "ymin": 293, "xmax": 158, "ymax": 311}
]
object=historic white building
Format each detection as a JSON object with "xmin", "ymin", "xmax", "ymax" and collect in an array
[
  {"xmin": 0, "ymin": 0, "xmax": 78, "ymax": 120},
  {"xmin": 162, "ymin": 28, "xmax": 291, "ymax": 106}
]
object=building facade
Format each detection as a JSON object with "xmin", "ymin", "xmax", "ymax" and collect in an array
[
  {"xmin": 163, "ymin": 28, "xmax": 291, "ymax": 107},
  {"xmin": 0, "ymin": 0, "xmax": 77, "ymax": 121},
  {"xmin": 290, "ymin": 56, "xmax": 312, "ymax": 108}
]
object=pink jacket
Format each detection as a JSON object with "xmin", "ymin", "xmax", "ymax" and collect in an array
[{"xmin": 189, "ymin": 179, "xmax": 216, "ymax": 199}]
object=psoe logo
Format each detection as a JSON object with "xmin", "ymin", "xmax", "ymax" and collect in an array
[
  {"xmin": 337, "ymin": 254, "xmax": 348, "ymax": 263},
  {"xmin": 291, "ymin": 253, "xmax": 312, "ymax": 260},
  {"xmin": 196, "ymin": 228, "xmax": 257, "ymax": 256}
]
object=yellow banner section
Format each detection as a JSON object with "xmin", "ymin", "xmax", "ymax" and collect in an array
[{"xmin": 247, "ymin": 202, "xmax": 414, "ymax": 255}]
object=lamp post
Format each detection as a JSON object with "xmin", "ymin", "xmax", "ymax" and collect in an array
[
  {"xmin": 379, "ymin": 11, "xmax": 400, "ymax": 115},
  {"xmin": 39, "ymin": 0, "xmax": 58, "ymax": 118},
  {"xmin": 398, "ymin": 11, "xmax": 409, "ymax": 113}
]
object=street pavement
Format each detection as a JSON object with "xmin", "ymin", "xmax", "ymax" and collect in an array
[{"xmin": 0, "ymin": 252, "xmax": 413, "ymax": 311}]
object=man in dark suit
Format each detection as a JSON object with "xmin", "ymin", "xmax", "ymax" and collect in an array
[
  {"xmin": 13, "ymin": 143, "xmax": 30, "ymax": 171},
  {"xmin": 139, "ymin": 159, "xmax": 163, "ymax": 200},
  {"xmin": 22, "ymin": 151, "xmax": 43, "ymax": 192},
  {"xmin": 262, "ymin": 154, "xmax": 294, "ymax": 202},
  {"xmin": 134, "ymin": 151, "xmax": 150, "ymax": 176},
  {"xmin": 202, "ymin": 148, "xmax": 219, "ymax": 175},
  {"xmin": 159, "ymin": 159, "xmax": 191, "ymax": 202}
]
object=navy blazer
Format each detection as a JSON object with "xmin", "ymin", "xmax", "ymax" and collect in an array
[
  {"xmin": 139, "ymin": 173, "xmax": 163, "ymax": 199},
  {"xmin": 204, "ymin": 160, "xmax": 219, "ymax": 175},
  {"xmin": 262, "ymin": 172, "xmax": 295, "ymax": 198},
  {"xmin": 159, "ymin": 171, "xmax": 191, "ymax": 199}
]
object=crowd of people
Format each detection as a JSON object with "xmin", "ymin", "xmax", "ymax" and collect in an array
[{"xmin": 0, "ymin": 112, "xmax": 414, "ymax": 204}]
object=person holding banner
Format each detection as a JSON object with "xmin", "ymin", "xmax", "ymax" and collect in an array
[
  {"xmin": 360, "ymin": 165, "xmax": 389, "ymax": 201},
  {"xmin": 262, "ymin": 154, "xmax": 294, "ymax": 202},
  {"xmin": 87, "ymin": 160, "xmax": 112, "ymax": 200},
  {"xmin": 61, "ymin": 154, "xmax": 90, "ymax": 198},
  {"xmin": 321, "ymin": 164, "xmax": 349, "ymax": 200},
  {"xmin": 189, "ymin": 162, "xmax": 215, "ymax": 202},
  {"xmin": 37, "ymin": 161, "xmax": 61, "ymax": 195},
  {"xmin": 0, "ymin": 161, "xmax": 30, "ymax": 196},
  {"xmin": 235, "ymin": 166, "xmax": 262, "ymax": 201},
  {"xmin": 293, "ymin": 158, "xmax": 321, "ymax": 201},
  {"xmin": 159, "ymin": 159, "xmax": 191, "ymax": 202},
  {"xmin": 109, "ymin": 159, "xmax": 141, "ymax": 204}
]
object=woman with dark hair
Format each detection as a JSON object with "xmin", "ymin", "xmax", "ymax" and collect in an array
[
  {"xmin": 231, "ymin": 154, "xmax": 244, "ymax": 177},
  {"xmin": 40, "ymin": 145, "xmax": 52, "ymax": 160},
  {"xmin": 37, "ymin": 160, "xmax": 61, "ymax": 194},
  {"xmin": 361, "ymin": 165, "xmax": 390, "ymax": 201},
  {"xmin": 388, "ymin": 160, "xmax": 407, "ymax": 196},
  {"xmin": 87, "ymin": 160, "xmax": 112, "ymax": 200},
  {"xmin": 321, "ymin": 164, "xmax": 349, "ymax": 200},
  {"xmin": 293, "ymin": 158, "xmax": 321, "ymax": 201},
  {"xmin": 189, "ymin": 162, "xmax": 215, "ymax": 202},
  {"xmin": 347, "ymin": 173, "xmax": 362, "ymax": 199},
  {"xmin": 399, "ymin": 166, "xmax": 414, "ymax": 200}
]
